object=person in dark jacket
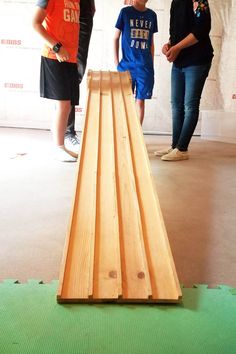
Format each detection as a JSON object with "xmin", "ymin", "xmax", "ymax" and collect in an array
[
  {"xmin": 155, "ymin": 0, "xmax": 214, "ymax": 161},
  {"xmin": 64, "ymin": 0, "xmax": 95, "ymax": 153}
]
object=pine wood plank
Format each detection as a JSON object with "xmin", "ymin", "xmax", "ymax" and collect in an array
[
  {"xmin": 58, "ymin": 71, "xmax": 100, "ymax": 300},
  {"xmin": 57, "ymin": 70, "xmax": 182, "ymax": 303},
  {"xmin": 110, "ymin": 71, "xmax": 152, "ymax": 300},
  {"xmin": 120, "ymin": 72, "xmax": 182, "ymax": 301},
  {"xmin": 93, "ymin": 71, "xmax": 122, "ymax": 299}
]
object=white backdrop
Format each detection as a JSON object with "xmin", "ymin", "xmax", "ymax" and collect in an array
[{"xmin": 0, "ymin": 0, "xmax": 235, "ymax": 134}]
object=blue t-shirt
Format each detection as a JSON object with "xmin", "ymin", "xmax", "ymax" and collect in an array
[{"xmin": 115, "ymin": 6, "xmax": 158, "ymax": 71}]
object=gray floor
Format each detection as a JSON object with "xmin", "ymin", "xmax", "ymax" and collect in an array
[{"xmin": 0, "ymin": 127, "xmax": 235, "ymax": 287}]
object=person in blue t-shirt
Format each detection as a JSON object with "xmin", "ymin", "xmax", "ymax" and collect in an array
[{"xmin": 114, "ymin": 0, "xmax": 158, "ymax": 125}]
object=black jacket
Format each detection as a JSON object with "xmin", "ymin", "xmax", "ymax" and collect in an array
[
  {"xmin": 170, "ymin": 0, "xmax": 214, "ymax": 67},
  {"xmin": 80, "ymin": 0, "xmax": 95, "ymax": 18}
]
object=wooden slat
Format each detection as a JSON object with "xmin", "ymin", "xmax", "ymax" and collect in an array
[
  {"xmin": 57, "ymin": 70, "xmax": 182, "ymax": 303},
  {"xmin": 58, "ymin": 71, "xmax": 100, "ymax": 300},
  {"xmin": 110, "ymin": 72, "xmax": 152, "ymax": 300},
  {"xmin": 120, "ymin": 72, "xmax": 182, "ymax": 301},
  {"xmin": 93, "ymin": 71, "xmax": 122, "ymax": 299}
]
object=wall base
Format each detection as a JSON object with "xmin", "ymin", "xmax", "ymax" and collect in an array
[{"xmin": 201, "ymin": 110, "xmax": 236, "ymax": 144}]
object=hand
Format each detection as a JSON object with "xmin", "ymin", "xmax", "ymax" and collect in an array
[
  {"xmin": 166, "ymin": 45, "xmax": 181, "ymax": 62},
  {"xmin": 162, "ymin": 43, "xmax": 171, "ymax": 56},
  {"xmin": 56, "ymin": 47, "xmax": 70, "ymax": 62}
]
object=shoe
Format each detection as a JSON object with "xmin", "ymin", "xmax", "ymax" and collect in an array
[
  {"xmin": 64, "ymin": 134, "xmax": 80, "ymax": 153},
  {"xmin": 65, "ymin": 147, "xmax": 78, "ymax": 159},
  {"xmin": 161, "ymin": 148, "xmax": 189, "ymax": 161},
  {"xmin": 55, "ymin": 146, "xmax": 77, "ymax": 162},
  {"xmin": 154, "ymin": 147, "xmax": 173, "ymax": 157}
]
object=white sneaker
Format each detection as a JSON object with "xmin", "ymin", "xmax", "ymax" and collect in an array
[
  {"xmin": 161, "ymin": 148, "xmax": 189, "ymax": 161},
  {"xmin": 64, "ymin": 134, "xmax": 80, "ymax": 154},
  {"xmin": 154, "ymin": 147, "xmax": 173, "ymax": 157},
  {"xmin": 55, "ymin": 146, "xmax": 77, "ymax": 162},
  {"xmin": 65, "ymin": 147, "xmax": 78, "ymax": 159}
]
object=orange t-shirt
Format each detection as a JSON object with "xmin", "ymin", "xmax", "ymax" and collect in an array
[{"xmin": 41, "ymin": 0, "xmax": 80, "ymax": 63}]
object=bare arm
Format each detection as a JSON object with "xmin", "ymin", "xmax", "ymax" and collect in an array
[
  {"xmin": 166, "ymin": 33, "xmax": 198, "ymax": 62},
  {"xmin": 113, "ymin": 28, "xmax": 121, "ymax": 67},
  {"xmin": 32, "ymin": 6, "xmax": 70, "ymax": 62},
  {"xmin": 151, "ymin": 37, "xmax": 154, "ymax": 60}
]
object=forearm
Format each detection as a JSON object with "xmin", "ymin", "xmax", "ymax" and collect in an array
[
  {"xmin": 32, "ymin": 7, "xmax": 69, "ymax": 62},
  {"xmin": 33, "ymin": 23, "xmax": 58, "ymax": 49},
  {"xmin": 174, "ymin": 33, "xmax": 198, "ymax": 50},
  {"xmin": 166, "ymin": 33, "xmax": 198, "ymax": 62},
  {"xmin": 113, "ymin": 38, "xmax": 120, "ymax": 66},
  {"xmin": 32, "ymin": 7, "xmax": 58, "ymax": 49},
  {"xmin": 151, "ymin": 40, "xmax": 154, "ymax": 60}
]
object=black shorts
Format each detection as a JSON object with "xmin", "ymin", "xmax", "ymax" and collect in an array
[{"xmin": 40, "ymin": 56, "xmax": 79, "ymax": 105}]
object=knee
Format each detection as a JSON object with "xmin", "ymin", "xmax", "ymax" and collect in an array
[
  {"xmin": 58, "ymin": 101, "xmax": 71, "ymax": 114},
  {"xmin": 184, "ymin": 98, "xmax": 200, "ymax": 112},
  {"xmin": 171, "ymin": 102, "xmax": 183, "ymax": 113}
]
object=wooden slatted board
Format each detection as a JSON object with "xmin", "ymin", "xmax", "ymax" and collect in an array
[{"xmin": 57, "ymin": 71, "xmax": 182, "ymax": 303}]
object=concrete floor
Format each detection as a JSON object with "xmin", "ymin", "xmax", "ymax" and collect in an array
[{"xmin": 0, "ymin": 127, "xmax": 235, "ymax": 287}]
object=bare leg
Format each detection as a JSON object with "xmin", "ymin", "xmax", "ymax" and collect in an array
[
  {"xmin": 52, "ymin": 100, "xmax": 71, "ymax": 146},
  {"xmin": 136, "ymin": 99, "xmax": 145, "ymax": 125}
]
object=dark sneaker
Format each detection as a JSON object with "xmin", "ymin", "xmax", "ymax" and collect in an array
[{"xmin": 64, "ymin": 134, "xmax": 80, "ymax": 153}]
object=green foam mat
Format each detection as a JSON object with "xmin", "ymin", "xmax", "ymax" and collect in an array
[{"xmin": 0, "ymin": 281, "xmax": 236, "ymax": 354}]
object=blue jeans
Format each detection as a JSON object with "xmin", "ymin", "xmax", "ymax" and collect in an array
[{"xmin": 171, "ymin": 62, "xmax": 212, "ymax": 151}]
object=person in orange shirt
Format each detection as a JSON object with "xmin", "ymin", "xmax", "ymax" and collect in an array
[{"xmin": 32, "ymin": 0, "xmax": 80, "ymax": 162}]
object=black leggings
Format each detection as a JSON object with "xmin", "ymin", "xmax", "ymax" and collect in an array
[{"xmin": 66, "ymin": 16, "xmax": 93, "ymax": 136}]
